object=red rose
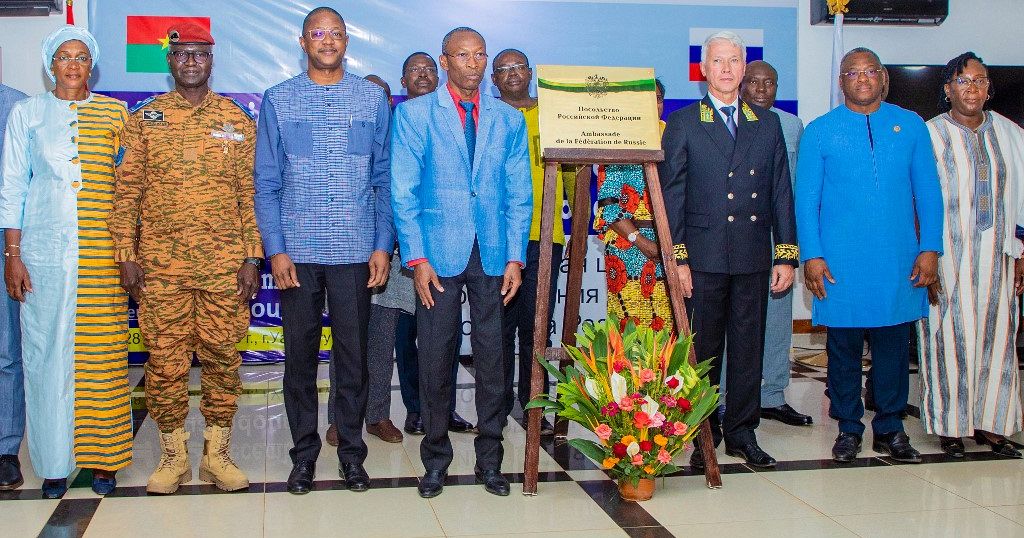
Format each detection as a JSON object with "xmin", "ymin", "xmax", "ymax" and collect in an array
[
  {"xmin": 633, "ymin": 412, "xmax": 652, "ymax": 429},
  {"xmin": 612, "ymin": 443, "xmax": 628, "ymax": 457},
  {"xmin": 612, "ymin": 360, "xmax": 626, "ymax": 373},
  {"xmin": 640, "ymin": 260, "xmax": 657, "ymax": 298},
  {"xmin": 677, "ymin": 397, "xmax": 692, "ymax": 412},
  {"xmin": 606, "ymin": 256, "xmax": 628, "ymax": 294},
  {"xmin": 640, "ymin": 440, "xmax": 654, "ymax": 452},
  {"xmin": 666, "ymin": 377, "xmax": 680, "ymax": 389}
]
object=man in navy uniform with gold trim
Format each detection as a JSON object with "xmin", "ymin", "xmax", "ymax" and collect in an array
[{"xmin": 659, "ymin": 31, "xmax": 798, "ymax": 468}]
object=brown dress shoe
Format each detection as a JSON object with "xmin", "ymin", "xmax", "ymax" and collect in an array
[
  {"xmin": 366, "ymin": 419, "xmax": 404, "ymax": 443},
  {"xmin": 326, "ymin": 424, "xmax": 339, "ymax": 447}
]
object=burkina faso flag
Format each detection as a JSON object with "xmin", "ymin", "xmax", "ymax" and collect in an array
[{"xmin": 126, "ymin": 15, "xmax": 210, "ymax": 73}]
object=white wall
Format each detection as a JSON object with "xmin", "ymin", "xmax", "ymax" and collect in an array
[
  {"xmin": 797, "ymin": 0, "xmax": 1024, "ymax": 123},
  {"xmin": 3, "ymin": 0, "xmax": 1021, "ymax": 320},
  {"xmin": 0, "ymin": 0, "xmax": 90, "ymax": 94}
]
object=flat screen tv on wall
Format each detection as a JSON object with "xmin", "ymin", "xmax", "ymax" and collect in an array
[{"xmin": 885, "ymin": 64, "xmax": 1024, "ymax": 128}]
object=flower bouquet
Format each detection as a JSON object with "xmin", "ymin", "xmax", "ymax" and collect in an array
[{"xmin": 526, "ymin": 316, "xmax": 719, "ymax": 501}]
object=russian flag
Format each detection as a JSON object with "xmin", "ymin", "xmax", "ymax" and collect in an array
[{"xmin": 689, "ymin": 28, "xmax": 764, "ymax": 82}]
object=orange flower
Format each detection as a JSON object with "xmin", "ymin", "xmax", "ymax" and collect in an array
[
  {"xmin": 644, "ymin": 465, "xmax": 656, "ymax": 475},
  {"xmin": 621, "ymin": 435, "xmax": 636, "ymax": 446},
  {"xmin": 654, "ymin": 434, "xmax": 668, "ymax": 447},
  {"xmin": 602, "ymin": 457, "xmax": 620, "ymax": 469}
]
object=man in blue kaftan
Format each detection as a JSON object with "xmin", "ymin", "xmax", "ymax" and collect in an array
[{"xmin": 795, "ymin": 48, "xmax": 943, "ymax": 464}]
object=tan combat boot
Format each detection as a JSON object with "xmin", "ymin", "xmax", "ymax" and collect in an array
[
  {"xmin": 146, "ymin": 428, "xmax": 191, "ymax": 494},
  {"xmin": 199, "ymin": 425, "xmax": 249, "ymax": 491}
]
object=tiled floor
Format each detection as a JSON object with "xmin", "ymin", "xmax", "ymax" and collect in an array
[{"xmin": 6, "ymin": 335, "xmax": 1024, "ymax": 537}]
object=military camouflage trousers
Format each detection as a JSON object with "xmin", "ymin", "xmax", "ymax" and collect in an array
[{"xmin": 140, "ymin": 282, "xmax": 250, "ymax": 432}]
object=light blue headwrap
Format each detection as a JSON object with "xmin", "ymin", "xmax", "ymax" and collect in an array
[{"xmin": 41, "ymin": 25, "xmax": 100, "ymax": 83}]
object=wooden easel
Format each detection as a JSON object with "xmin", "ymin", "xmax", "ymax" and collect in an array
[{"xmin": 521, "ymin": 147, "xmax": 723, "ymax": 495}]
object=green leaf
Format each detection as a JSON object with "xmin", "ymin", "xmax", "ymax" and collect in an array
[
  {"xmin": 536, "ymin": 352, "xmax": 568, "ymax": 384},
  {"xmin": 524, "ymin": 397, "xmax": 564, "ymax": 411},
  {"xmin": 567, "ymin": 439, "xmax": 608, "ymax": 464},
  {"xmin": 660, "ymin": 463, "xmax": 681, "ymax": 475}
]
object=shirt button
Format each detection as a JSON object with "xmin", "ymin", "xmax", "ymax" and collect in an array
[
  {"xmin": 728, "ymin": 215, "xmax": 735, "ymax": 222},
  {"xmin": 750, "ymin": 169, "xmax": 755, "ymax": 175},
  {"xmin": 728, "ymin": 171, "xmax": 734, "ymax": 178},
  {"xmin": 751, "ymin": 192, "xmax": 758, "ymax": 198},
  {"xmin": 750, "ymin": 215, "xmax": 757, "ymax": 222},
  {"xmin": 71, "ymin": 181, "xmax": 81, "ymax": 189},
  {"xmin": 727, "ymin": 193, "xmax": 734, "ymax": 200},
  {"xmin": 471, "ymin": 192, "xmax": 477, "ymax": 197}
]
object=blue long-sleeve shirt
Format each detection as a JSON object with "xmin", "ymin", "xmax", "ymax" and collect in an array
[
  {"xmin": 795, "ymin": 102, "xmax": 943, "ymax": 327},
  {"xmin": 0, "ymin": 84, "xmax": 27, "ymax": 160},
  {"xmin": 254, "ymin": 72, "xmax": 393, "ymax": 264}
]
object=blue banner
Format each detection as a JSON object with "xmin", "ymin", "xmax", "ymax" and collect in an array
[{"xmin": 88, "ymin": 0, "xmax": 798, "ymax": 362}]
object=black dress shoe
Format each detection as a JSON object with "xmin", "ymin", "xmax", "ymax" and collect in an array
[
  {"xmin": 973, "ymin": 432, "xmax": 1023, "ymax": 459},
  {"xmin": 449, "ymin": 412, "xmax": 476, "ymax": 433},
  {"xmin": 340, "ymin": 463, "xmax": 370, "ymax": 492},
  {"xmin": 725, "ymin": 442, "xmax": 777, "ymax": 468},
  {"xmin": 761, "ymin": 404, "xmax": 813, "ymax": 426},
  {"xmin": 418, "ymin": 469, "xmax": 447, "ymax": 498},
  {"xmin": 41, "ymin": 478, "xmax": 68, "ymax": 499},
  {"xmin": 404, "ymin": 413, "xmax": 426, "ymax": 435},
  {"xmin": 475, "ymin": 468, "xmax": 510, "ymax": 496},
  {"xmin": 539, "ymin": 417, "xmax": 555, "ymax": 436},
  {"xmin": 0, "ymin": 454, "xmax": 23, "ymax": 490},
  {"xmin": 287, "ymin": 460, "xmax": 316, "ymax": 494},
  {"xmin": 873, "ymin": 431, "xmax": 922, "ymax": 463},
  {"xmin": 939, "ymin": 436, "xmax": 966, "ymax": 458},
  {"xmin": 832, "ymin": 432, "xmax": 862, "ymax": 463}
]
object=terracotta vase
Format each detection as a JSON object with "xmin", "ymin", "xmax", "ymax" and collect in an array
[{"xmin": 617, "ymin": 477, "xmax": 655, "ymax": 501}]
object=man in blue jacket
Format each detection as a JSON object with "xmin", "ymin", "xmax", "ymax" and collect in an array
[{"xmin": 391, "ymin": 26, "xmax": 532, "ymax": 499}]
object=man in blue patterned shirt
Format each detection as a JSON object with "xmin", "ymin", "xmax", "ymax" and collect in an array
[
  {"xmin": 0, "ymin": 82, "xmax": 27, "ymax": 491},
  {"xmin": 254, "ymin": 6, "xmax": 393, "ymax": 495}
]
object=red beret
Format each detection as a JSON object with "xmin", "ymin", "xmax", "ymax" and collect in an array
[{"xmin": 168, "ymin": 22, "xmax": 214, "ymax": 45}]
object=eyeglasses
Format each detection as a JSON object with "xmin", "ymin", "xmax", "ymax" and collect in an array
[
  {"xmin": 841, "ymin": 68, "xmax": 883, "ymax": 80},
  {"xmin": 954, "ymin": 76, "xmax": 990, "ymax": 88},
  {"xmin": 443, "ymin": 51, "xmax": 488, "ymax": 64},
  {"xmin": 52, "ymin": 55, "xmax": 92, "ymax": 66},
  {"xmin": 493, "ymin": 63, "xmax": 529, "ymax": 75},
  {"xmin": 306, "ymin": 28, "xmax": 346, "ymax": 41},
  {"xmin": 405, "ymin": 66, "xmax": 438, "ymax": 75},
  {"xmin": 169, "ymin": 50, "xmax": 212, "ymax": 64}
]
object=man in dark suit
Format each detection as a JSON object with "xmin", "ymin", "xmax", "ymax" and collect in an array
[{"xmin": 659, "ymin": 31, "xmax": 798, "ymax": 468}]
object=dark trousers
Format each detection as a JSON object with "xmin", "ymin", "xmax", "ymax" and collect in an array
[
  {"xmin": 827, "ymin": 323, "xmax": 911, "ymax": 436},
  {"xmin": 280, "ymin": 263, "xmax": 370, "ymax": 465},
  {"xmin": 503, "ymin": 240, "xmax": 563, "ymax": 414},
  {"xmin": 395, "ymin": 312, "xmax": 460, "ymax": 416},
  {"xmin": 689, "ymin": 270, "xmax": 769, "ymax": 448},
  {"xmin": 417, "ymin": 242, "xmax": 506, "ymax": 471}
]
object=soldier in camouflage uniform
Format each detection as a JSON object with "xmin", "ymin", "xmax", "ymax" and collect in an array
[{"xmin": 107, "ymin": 23, "xmax": 262, "ymax": 494}]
